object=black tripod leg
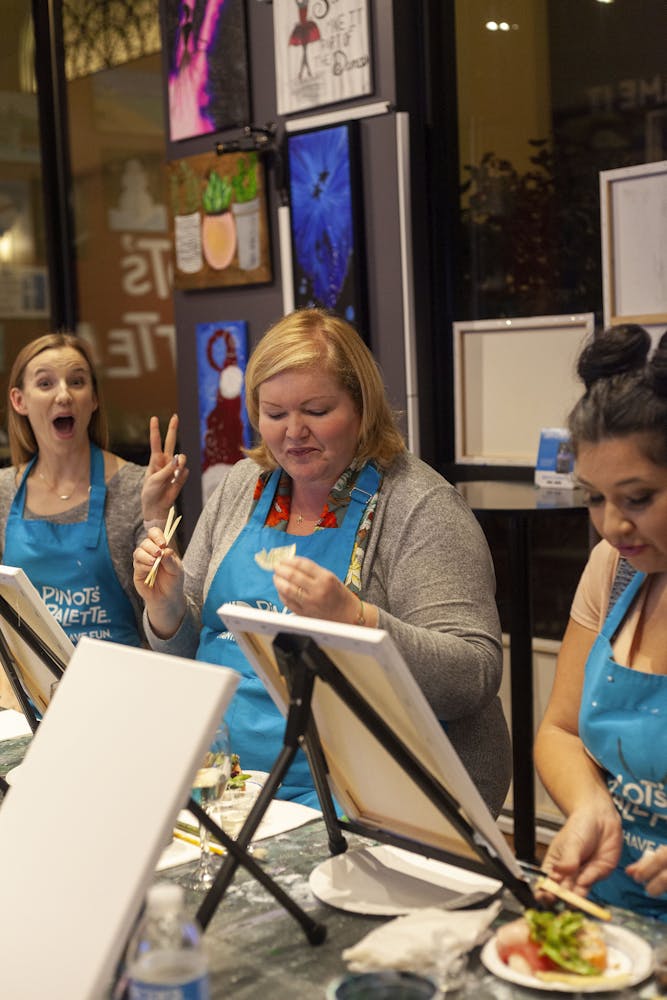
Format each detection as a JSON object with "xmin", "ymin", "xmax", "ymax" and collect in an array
[{"xmin": 195, "ymin": 748, "xmax": 326, "ymax": 944}]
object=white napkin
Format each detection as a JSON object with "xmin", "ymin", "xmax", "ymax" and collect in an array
[{"xmin": 342, "ymin": 901, "xmax": 502, "ymax": 973}]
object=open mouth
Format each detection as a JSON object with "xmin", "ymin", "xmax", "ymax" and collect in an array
[{"xmin": 53, "ymin": 416, "xmax": 74, "ymax": 433}]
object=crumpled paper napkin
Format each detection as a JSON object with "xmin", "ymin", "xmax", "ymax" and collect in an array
[{"xmin": 341, "ymin": 901, "xmax": 502, "ymax": 973}]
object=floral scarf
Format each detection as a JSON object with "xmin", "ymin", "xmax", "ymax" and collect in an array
[{"xmin": 248, "ymin": 462, "xmax": 382, "ymax": 593}]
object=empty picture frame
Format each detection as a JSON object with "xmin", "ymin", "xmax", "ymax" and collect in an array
[
  {"xmin": 287, "ymin": 121, "xmax": 368, "ymax": 334},
  {"xmin": 600, "ymin": 159, "xmax": 667, "ymax": 329},
  {"xmin": 453, "ymin": 313, "xmax": 594, "ymax": 465}
]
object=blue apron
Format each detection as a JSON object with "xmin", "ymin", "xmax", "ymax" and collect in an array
[
  {"xmin": 4, "ymin": 444, "xmax": 141, "ymax": 647},
  {"xmin": 197, "ymin": 462, "xmax": 381, "ymax": 807},
  {"xmin": 579, "ymin": 569, "xmax": 667, "ymax": 920}
]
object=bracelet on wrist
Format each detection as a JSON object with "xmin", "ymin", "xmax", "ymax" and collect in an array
[{"xmin": 355, "ymin": 596, "xmax": 366, "ymax": 626}]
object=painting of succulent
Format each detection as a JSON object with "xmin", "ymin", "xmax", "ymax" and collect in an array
[{"xmin": 167, "ymin": 149, "xmax": 272, "ymax": 289}]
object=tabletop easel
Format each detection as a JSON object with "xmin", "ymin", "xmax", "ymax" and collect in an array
[
  {"xmin": 197, "ymin": 629, "xmax": 538, "ymax": 933},
  {"xmin": 0, "ymin": 591, "xmax": 67, "ymax": 734}
]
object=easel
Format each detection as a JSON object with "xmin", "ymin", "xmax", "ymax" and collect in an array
[
  {"xmin": 197, "ymin": 630, "xmax": 538, "ymax": 934},
  {"xmin": 0, "ymin": 591, "xmax": 67, "ymax": 738}
]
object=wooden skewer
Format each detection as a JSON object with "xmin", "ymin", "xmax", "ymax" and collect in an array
[
  {"xmin": 535, "ymin": 875, "xmax": 612, "ymax": 921},
  {"xmin": 144, "ymin": 506, "xmax": 182, "ymax": 588}
]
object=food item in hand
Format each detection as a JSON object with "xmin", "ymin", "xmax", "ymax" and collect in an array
[{"xmin": 496, "ymin": 909, "xmax": 607, "ymax": 978}]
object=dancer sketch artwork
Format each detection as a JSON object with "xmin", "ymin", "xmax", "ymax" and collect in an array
[
  {"xmin": 196, "ymin": 321, "xmax": 251, "ymax": 502},
  {"xmin": 273, "ymin": 0, "xmax": 372, "ymax": 116},
  {"xmin": 166, "ymin": 0, "xmax": 251, "ymax": 142}
]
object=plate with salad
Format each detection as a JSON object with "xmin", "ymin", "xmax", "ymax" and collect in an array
[{"xmin": 480, "ymin": 909, "xmax": 655, "ymax": 992}]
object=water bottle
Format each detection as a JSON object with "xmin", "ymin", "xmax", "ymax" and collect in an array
[{"xmin": 126, "ymin": 882, "xmax": 210, "ymax": 999}]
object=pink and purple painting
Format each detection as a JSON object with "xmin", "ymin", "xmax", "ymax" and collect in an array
[{"xmin": 165, "ymin": 0, "xmax": 251, "ymax": 142}]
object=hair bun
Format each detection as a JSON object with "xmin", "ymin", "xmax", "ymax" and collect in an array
[
  {"xmin": 648, "ymin": 329, "xmax": 667, "ymax": 396},
  {"xmin": 577, "ymin": 324, "xmax": 650, "ymax": 389}
]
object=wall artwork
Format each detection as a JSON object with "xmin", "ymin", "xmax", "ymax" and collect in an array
[
  {"xmin": 273, "ymin": 0, "xmax": 372, "ymax": 116},
  {"xmin": 168, "ymin": 149, "xmax": 272, "ymax": 289},
  {"xmin": 196, "ymin": 321, "xmax": 252, "ymax": 503},
  {"xmin": 164, "ymin": 0, "xmax": 251, "ymax": 142},
  {"xmin": 287, "ymin": 121, "xmax": 367, "ymax": 333},
  {"xmin": 600, "ymin": 159, "xmax": 667, "ymax": 332}
]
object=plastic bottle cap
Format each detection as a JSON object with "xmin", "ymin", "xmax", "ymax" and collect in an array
[{"xmin": 145, "ymin": 882, "xmax": 184, "ymax": 914}]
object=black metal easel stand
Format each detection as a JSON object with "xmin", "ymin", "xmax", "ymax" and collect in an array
[
  {"xmin": 0, "ymin": 593, "xmax": 67, "ymax": 732},
  {"xmin": 197, "ymin": 631, "xmax": 538, "ymax": 937}
]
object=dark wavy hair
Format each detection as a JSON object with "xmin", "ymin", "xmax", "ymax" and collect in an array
[{"xmin": 568, "ymin": 324, "xmax": 667, "ymax": 465}]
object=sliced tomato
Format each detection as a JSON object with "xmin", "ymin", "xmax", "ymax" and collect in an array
[{"xmin": 497, "ymin": 937, "xmax": 557, "ymax": 974}]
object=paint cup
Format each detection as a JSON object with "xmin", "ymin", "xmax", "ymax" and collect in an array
[{"xmin": 325, "ymin": 970, "xmax": 438, "ymax": 999}]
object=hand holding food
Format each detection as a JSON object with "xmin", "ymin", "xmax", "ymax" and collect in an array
[{"xmin": 541, "ymin": 804, "xmax": 623, "ymax": 898}]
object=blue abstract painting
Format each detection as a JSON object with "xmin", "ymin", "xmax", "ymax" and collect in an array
[{"xmin": 287, "ymin": 122, "xmax": 367, "ymax": 332}]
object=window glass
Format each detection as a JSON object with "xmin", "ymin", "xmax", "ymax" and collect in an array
[
  {"xmin": 455, "ymin": 0, "xmax": 667, "ymax": 322},
  {"xmin": 0, "ymin": 1, "xmax": 51, "ymax": 462},
  {"xmin": 63, "ymin": 0, "xmax": 176, "ymax": 461}
]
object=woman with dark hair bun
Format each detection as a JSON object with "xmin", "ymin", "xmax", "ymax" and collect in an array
[{"xmin": 535, "ymin": 324, "xmax": 667, "ymax": 922}]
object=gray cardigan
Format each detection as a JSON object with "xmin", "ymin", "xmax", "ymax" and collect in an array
[{"xmin": 146, "ymin": 452, "xmax": 511, "ymax": 815}]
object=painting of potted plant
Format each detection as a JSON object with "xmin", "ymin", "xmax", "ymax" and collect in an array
[
  {"xmin": 168, "ymin": 150, "xmax": 272, "ymax": 290},
  {"xmin": 170, "ymin": 159, "xmax": 202, "ymax": 274},
  {"xmin": 201, "ymin": 169, "xmax": 236, "ymax": 270},
  {"xmin": 231, "ymin": 153, "xmax": 260, "ymax": 271}
]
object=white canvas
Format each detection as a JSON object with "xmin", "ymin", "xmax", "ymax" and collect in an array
[{"xmin": 0, "ymin": 637, "xmax": 239, "ymax": 1000}]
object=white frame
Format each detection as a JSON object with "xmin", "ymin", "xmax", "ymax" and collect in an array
[
  {"xmin": 600, "ymin": 159, "xmax": 667, "ymax": 329},
  {"xmin": 453, "ymin": 313, "xmax": 594, "ymax": 466},
  {"xmin": 218, "ymin": 602, "xmax": 523, "ymax": 880}
]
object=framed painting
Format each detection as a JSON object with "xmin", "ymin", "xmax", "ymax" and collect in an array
[
  {"xmin": 164, "ymin": 0, "xmax": 251, "ymax": 142},
  {"xmin": 600, "ymin": 159, "xmax": 667, "ymax": 331},
  {"xmin": 273, "ymin": 0, "xmax": 372, "ymax": 116},
  {"xmin": 168, "ymin": 149, "xmax": 272, "ymax": 289},
  {"xmin": 453, "ymin": 313, "xmax": 594, "ymax": 466},
  {"xmin": 287, "ymin": 121, "xmax": 367, "ymax": 334},
  {"xmin": 196, "ymin": 321, "xmax": 252, "ymax": 503}
]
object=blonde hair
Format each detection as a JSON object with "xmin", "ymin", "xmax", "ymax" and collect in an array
[
  {"xmin": 8, "ymin": 333, "xmax": 108, "ymax": 466},
  {"xmin": 245, "ymin": 309, "xmax": 405, "ymax": 470}
]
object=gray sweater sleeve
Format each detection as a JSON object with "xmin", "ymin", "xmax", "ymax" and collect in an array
[{"xmin": 364, "ymin": 452, "xmax": 503, "ymax": 720}]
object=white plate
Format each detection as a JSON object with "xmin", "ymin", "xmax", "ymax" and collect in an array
[
  {"xmin": 4, "ymin": 764, "xmax": 24, "ymax": 785},
  {"xmin": 309, "ymin": 844, "xmax": 502, "ymax": 915},
  {"xmin": 480, "ymin": 922, "xmax": 655, "ymax": 993}
]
